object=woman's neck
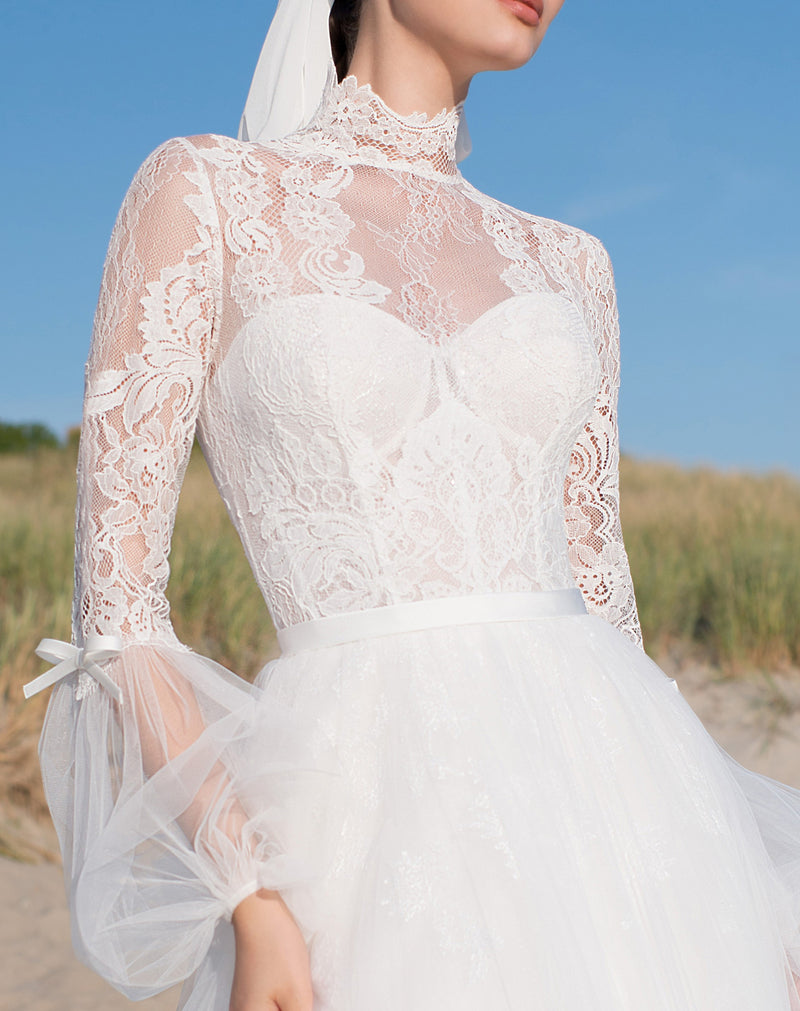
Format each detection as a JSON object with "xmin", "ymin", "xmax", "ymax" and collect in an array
[{"xmin": 346, "ymin": 3, "xmax": 472, "ymax": 122}]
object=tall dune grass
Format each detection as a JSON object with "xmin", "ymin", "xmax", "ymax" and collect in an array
[
  {"xmin": 1, "ymin": 444, "xmax": 798, "ymax": 858},
  {"xmin": 620, "ymin": 457, "xmax": 800, "ymax": 670}
]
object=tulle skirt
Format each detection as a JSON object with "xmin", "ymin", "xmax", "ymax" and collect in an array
[{"xmin": 172, "ymin": 606, "xmax": 800, "ymax": 1010}]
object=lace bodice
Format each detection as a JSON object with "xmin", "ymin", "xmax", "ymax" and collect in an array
[{"xmin": 74, "ymin": 66, "xmax": 643, "ymax": 668}]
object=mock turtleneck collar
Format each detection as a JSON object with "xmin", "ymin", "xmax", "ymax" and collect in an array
[{"xmin": 291, "ymin": 64, "xmax": 467, "ymax": 182}]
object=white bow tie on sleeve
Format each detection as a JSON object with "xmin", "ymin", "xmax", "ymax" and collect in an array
[{"xmin": 24, "ymin": 633, "xmax": 124, "ymax": 703}]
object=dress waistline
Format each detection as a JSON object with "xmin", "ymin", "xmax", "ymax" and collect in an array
[{"xmin": 277, "ymin": 588, "xmax": 588, "ymax": 655}]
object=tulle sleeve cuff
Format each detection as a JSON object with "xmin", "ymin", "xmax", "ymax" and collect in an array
[{"xmin": 222, "ymin": 878, "xmax": 263, "ymax": 922}]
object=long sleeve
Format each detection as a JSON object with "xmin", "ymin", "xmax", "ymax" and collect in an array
[
  {"xmin": 564, "ymin": 234, "xmax": 644, "ymax": 650},
  {"xmin": 32, "ymin": 137, "xmax": 333, "ymax": 1001},
  {"xmin": 72, "ymin": 134, "xmax": 219, "ymax": 658}
]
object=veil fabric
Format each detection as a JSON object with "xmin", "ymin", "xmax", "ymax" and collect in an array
[{"xmin": 237, "ymin": 0, "xmax": 472, "ymax": 161}]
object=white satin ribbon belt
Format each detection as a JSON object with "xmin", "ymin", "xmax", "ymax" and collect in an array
[
  {"xmin": 24, "ymin": 634, "xmax": 124, "ymax": 703},
  {"xmin": 277, "ymin": 588, "xmax": 588, "ymax": 655}
]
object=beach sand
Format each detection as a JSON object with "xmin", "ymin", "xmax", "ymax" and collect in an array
[
  {"xmin": 0, "ymin": 855, "xmax": 181, "ymax": 1011},
  {"xmin": 2, "ymin": 657, "xmax": 799, "ymax": 1011}
]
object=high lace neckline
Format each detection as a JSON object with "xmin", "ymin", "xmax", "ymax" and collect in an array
[{"xmin": 294, "ymin": 65, "xmax": 467, "ymax": 182}]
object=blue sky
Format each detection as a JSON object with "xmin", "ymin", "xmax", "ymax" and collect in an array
[{"xmin": 2, "ymin": 0, "xmax": 797, "ymax": 474}]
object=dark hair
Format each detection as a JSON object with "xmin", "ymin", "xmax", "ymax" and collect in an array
[{"xmin": 329, "ymin": 0, "xmax": 363, "ymax": 82}]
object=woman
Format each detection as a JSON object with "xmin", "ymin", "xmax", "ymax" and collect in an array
[{"xmin": 26, "ymin": 0, "xmax": 800, "ymax": 1008}]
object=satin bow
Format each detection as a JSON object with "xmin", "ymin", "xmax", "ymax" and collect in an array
[{"xmin": 24, "ymin": 633, "xmax": 124, "ymax": 703}]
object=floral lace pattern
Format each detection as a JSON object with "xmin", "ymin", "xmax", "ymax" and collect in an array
[
  {"xmin": 287, "ymin": 68, "xmax": 466, "ymax": 182},
  {"xmin": 73, "ymin": 69, "xmax": 643, "ymax": 667}
]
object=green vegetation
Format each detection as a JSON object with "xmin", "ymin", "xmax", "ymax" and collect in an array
[
  {"xmin": 620, "ymin": 457, "xmax": 800, "ymax": 669},
  {"xmin": 0, "ymin": 421, "xmax": 61, "ymax": 454}
]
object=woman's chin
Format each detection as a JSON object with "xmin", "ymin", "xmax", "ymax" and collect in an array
[{"xmin": 472, "ymin": 32, "xmax": 543, "ymax": 73}]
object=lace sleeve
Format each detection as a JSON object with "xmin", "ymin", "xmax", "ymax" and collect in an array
[
  {"xmin": 29, "ymin": 137, "xmax": 332, "ymax": 1002},
  {"xmin": 563, "ymin": 234, "xmax": 644, "ymax": 649},
  {"xmin": 72, "ymin": 135, "xmax": 219, "ymax": 654}
]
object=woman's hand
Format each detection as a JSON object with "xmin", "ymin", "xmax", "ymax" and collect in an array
[{"xmin": 230, "ymin": 888, "xmax": 314, "ymax": 1011}]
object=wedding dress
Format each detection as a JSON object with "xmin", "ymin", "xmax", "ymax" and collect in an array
[{"xmin": 32, "ymin": 67, "xmax": 800, "ymax": 1010}]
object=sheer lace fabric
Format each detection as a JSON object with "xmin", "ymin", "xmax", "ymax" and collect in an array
[
  {"xmin": 33, "ymin": 70, "xmax": 704, "ymax": 1002},
  {"xmin": 78, "ymin": 70, "xmax": 642, "ymax": 652}
]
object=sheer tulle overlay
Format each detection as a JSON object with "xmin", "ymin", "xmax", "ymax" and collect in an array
[
  {"xmin": 38, "ymin": 617, "xmax": 800, "ymax": 1010},
  {"xmin": 185, "ymin": 614, "xmax": 800, "ymax": 1010},
  {"xmin": 32, "ymin": 66, "xmax": 800, "ymax": 1011}
]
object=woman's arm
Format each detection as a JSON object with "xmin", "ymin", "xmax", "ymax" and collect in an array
[
  {"xmin": 31, "ymin": 137, "xmax": 329, "ymax": 1003},
  {"xmin": 563, "ymin": 234, "xmax": 644, "ymax": 649}
]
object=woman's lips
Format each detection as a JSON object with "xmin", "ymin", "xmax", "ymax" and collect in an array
[{"xmin": 496, "ymin": 0, "xmax": 542, "ymax": 25}]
